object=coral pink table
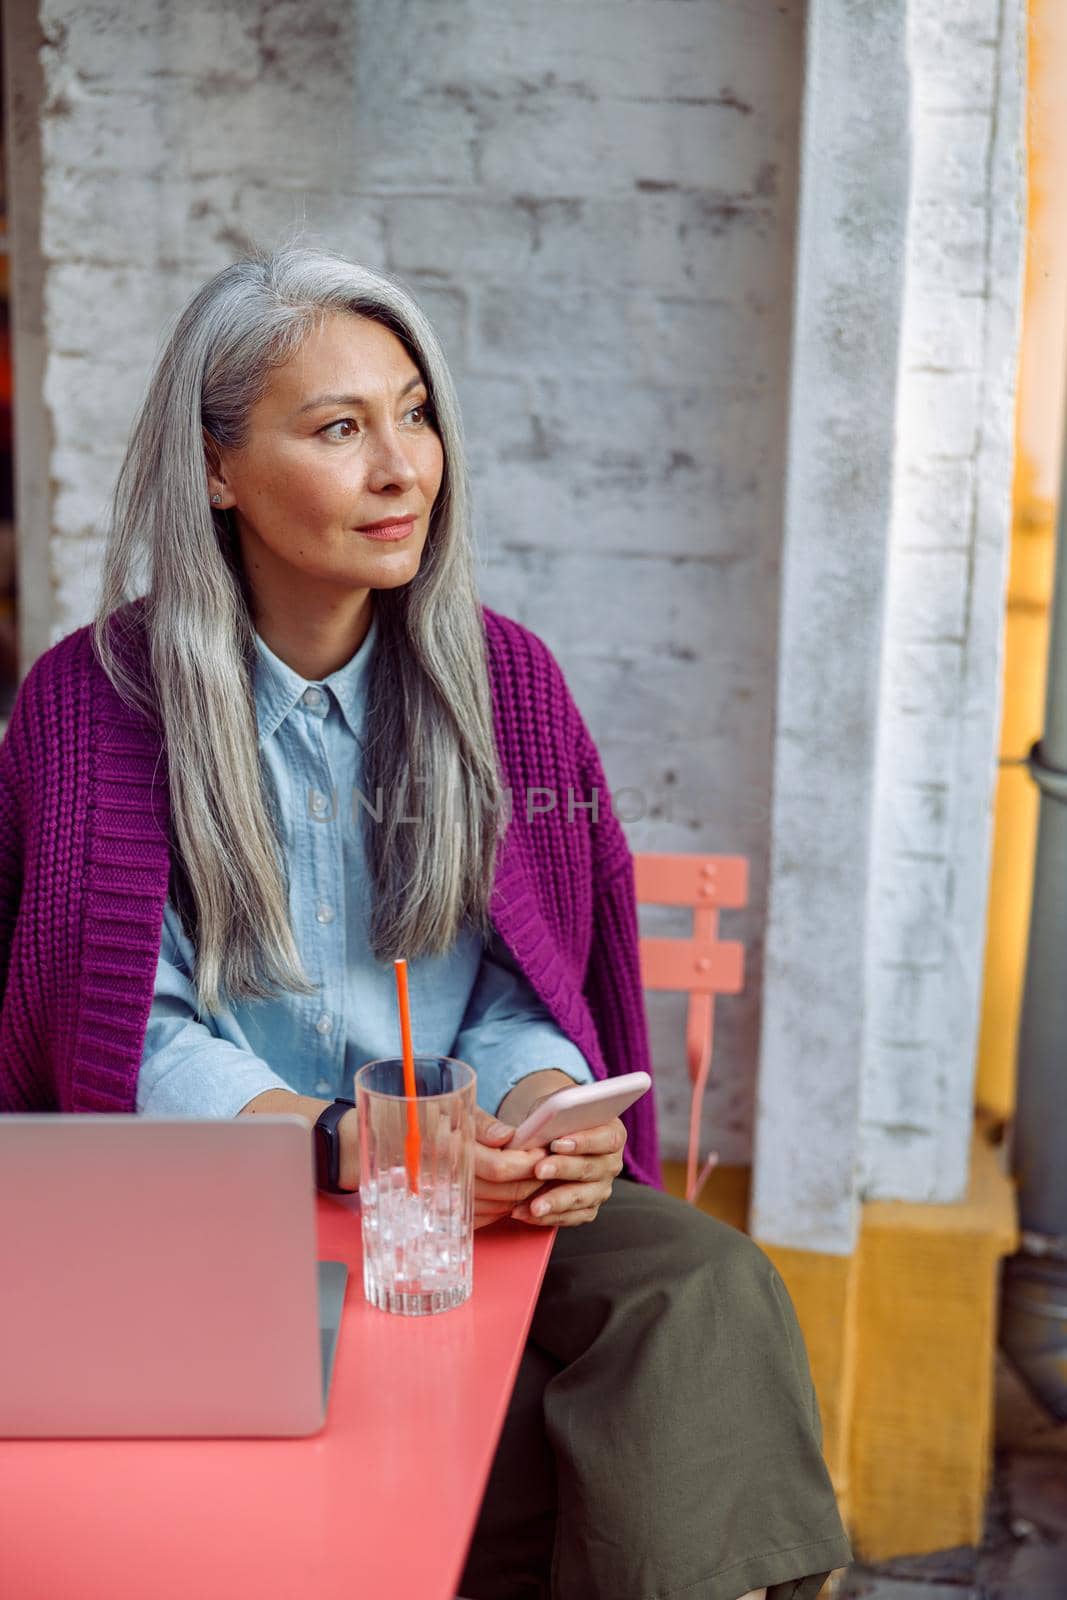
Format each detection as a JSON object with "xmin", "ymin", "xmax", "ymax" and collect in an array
[{"xmin": 0, "ymin": 1195, "xmax": 556, "ymax": 1600}]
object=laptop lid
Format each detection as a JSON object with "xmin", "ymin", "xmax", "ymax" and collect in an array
[{"xmin": 0, "ymin": 1114, "xmax": 340, "ymax": 1439}]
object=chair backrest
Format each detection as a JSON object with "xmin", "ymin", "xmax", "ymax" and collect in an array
[{"xmin": 632, "ymin": 854, "xmax": 748, "ymax": 1205}]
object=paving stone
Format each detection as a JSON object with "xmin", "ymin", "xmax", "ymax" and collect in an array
[
  {"xmin": 1004, "ymin": 1454, "xmax": 1067, "ymax": 1539},
  {"xmin": 838, "ymin": 1575, "xmax": 977, "ymax": 1599},
  {"xmin": 858, "ymin": 1546, "xmax": 978, "ymax": 1585},
  {"xmin": 977, "ymin": 1540, "xmax": 1067, "ymax": 1600}
]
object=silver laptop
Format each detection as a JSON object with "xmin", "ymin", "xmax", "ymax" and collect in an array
[{"xmin": 0, "ymin": 1114, "xmax": 347, "ymax": 1438}]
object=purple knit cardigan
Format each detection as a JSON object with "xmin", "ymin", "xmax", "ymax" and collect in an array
[{"xmin": 0, "ymin": 598, "xmax": 662, "ymax": 1187}]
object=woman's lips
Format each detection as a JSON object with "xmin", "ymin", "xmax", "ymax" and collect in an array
[{"xmin": 356, "ymin": 517, "xmax": 416, "ymax": 541}]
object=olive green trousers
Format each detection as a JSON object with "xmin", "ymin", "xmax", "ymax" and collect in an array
[{"xmin": 459, "ymin": 1176, "xmax": 852, "ymax": 1600}]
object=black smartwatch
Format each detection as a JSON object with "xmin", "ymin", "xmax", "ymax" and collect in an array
[{"xmin": 313, "ymin": 1097, "xmax": 357, "ymax": 1193}]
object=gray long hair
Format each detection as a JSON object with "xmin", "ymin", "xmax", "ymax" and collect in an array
[{"xmin": 93, "ymin": 241, "xmax": 503, "ymax": 1016}]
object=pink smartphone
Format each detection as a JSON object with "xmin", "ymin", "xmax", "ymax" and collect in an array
[{"xmin": 508, "ymin": 1071, "xmax": 653, "ymax": 1151}]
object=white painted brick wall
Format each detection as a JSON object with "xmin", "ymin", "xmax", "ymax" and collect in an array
[{"xmin": 12, "ymin": 0, "xmax": 806, "ymax": 1168}]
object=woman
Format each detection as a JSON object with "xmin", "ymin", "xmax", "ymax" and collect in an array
[{"xmin": 0, "ymin": 243, "xmax": 850, "ymax": 1599}]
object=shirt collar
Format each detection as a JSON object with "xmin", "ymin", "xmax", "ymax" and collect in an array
[{"xmin": 252, "ymin": 610, "xmax": 378, "ymax": 747}]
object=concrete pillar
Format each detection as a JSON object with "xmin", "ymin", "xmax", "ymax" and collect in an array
[{"xmin": 752, "ymin": 0, "xmax": 1026, "ymax": 1251}]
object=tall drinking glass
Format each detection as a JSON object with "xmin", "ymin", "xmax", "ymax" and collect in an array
[{"xmin": 355, "ymin": 1055, "xmax": 475, "ymax": 1316}]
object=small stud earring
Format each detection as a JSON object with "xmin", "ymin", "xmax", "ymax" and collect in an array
[{"xmin": 210, "ymin": 493, "xmax": 222, "ymax": 506}]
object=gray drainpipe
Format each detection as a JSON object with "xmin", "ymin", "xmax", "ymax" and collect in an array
[{"xmin": 1000, "ymin": 397, "xmax": 1067, "ymax": 1420}]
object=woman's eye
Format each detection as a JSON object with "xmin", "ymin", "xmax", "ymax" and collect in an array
[
  {"xmin": 320, "ymin": 403, "xmax": 431, "ymax": 442},
  {"xmin": 322, "ymin": 418, "xmax": 358, "ymax": 440}
]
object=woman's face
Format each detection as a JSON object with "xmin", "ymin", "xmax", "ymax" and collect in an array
[{"xmin": 210, "ymin": 311, "xmax": 445, "ymax": 612}]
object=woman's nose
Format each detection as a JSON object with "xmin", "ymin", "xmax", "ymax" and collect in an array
[{"xmin": 366, "ymin": 427, "xmax": 419, "ymax": 488}]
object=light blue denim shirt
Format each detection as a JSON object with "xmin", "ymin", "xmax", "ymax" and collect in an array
[{"xmin": 136, "ymin": 610, "xmax": 592, "ymax": 1120}]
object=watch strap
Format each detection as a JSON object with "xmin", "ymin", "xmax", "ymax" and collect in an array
[{"xmin": 314, "ymin": 1097, "xmax": 357, "ymax": 1193}]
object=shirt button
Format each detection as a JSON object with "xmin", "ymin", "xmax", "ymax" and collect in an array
[
  {"xmin": 315, "ymin": 1012, "xmax": 333, "ymax": 1035},
  {"xmin": 315, "ymin": 1079, "xmax": 332, "ymax": 1096},
  {"xmin": 309, "ymin": 790, "xmax": 329, "ymax": 817},
  {"xmin": 315, "ymin": 902, "xmax": 335, "ymax": 925},
  {"xmin": 302, "ymin": 686, "xmax": 326, "ymax": 712}
]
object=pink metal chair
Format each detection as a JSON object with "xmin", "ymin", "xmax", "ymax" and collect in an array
[{"xmin": 633, "ymin": 853, "xmax": 748, "ymax": 1206}]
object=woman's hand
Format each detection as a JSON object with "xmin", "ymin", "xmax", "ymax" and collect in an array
[
  {"xmin": 473, "ymin": 1107, "xmax": 548, "ymax": 1230},
  {"xmin": 509, "ymin": 1116, "xmax": 627, "ymax": 1228}
]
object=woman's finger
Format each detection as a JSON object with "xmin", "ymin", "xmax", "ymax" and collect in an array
[
  {"xmin": 532, "ymin": 1150, "xmax": 624, "ymax": 1185},
  {"xmin": 515, "ymin": 1204, "xmax": 601, "ymax": 1229},
  {"xmin": 474, "ymin": 1142, "xmax": 545, "ymax": 1184},
  {"xmin": 548, "ymin": 1117, "xmax": 627, "ymax": 1158},
  {"xmin": 553, "ymin": 1206, "xmax": 602, "ymax": 1228},
  {"xmin": 512, "ymin": 1178, "xmax": 613, "ymax": 1222},
  {"xmin": 474, "ymin": 1108, "xmax": 516, "ymax": 1147},
  {"xmin": 474, "ymin": 1176, "xmax": 546, "ymax": 1229},
  {"xmin": 475, "ymin": 1174, "xmax": 543, "ymax": 1206},
  {"xmin": 474, "ymin": 1208, "xmax": 515, "ymax": 1230}
]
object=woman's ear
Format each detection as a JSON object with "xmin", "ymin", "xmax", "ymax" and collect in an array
[{"xmin": 202, "ymin": 428, "xmax": 232, "ymax": 510}]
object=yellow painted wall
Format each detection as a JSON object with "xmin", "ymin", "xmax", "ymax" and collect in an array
[
  {"xmin": 977, "ymin": 0, "xmax": 1067, "ymax": 1119},
  {"xmin": 846, "ymin": 1131, "xmax": 1017, "ymax": 1561}
]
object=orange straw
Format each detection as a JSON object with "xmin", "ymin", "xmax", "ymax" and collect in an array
[{"xmin": 393, "ymin": 958, "xmax": 421, "ymax": 1194}]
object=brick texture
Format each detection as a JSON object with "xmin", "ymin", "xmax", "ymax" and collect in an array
[{"xmin": 14, "ymin": 0, "xmax": 807, "ymax": 1164}]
